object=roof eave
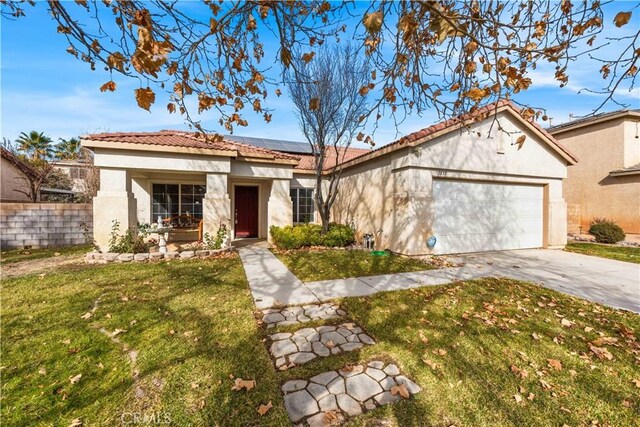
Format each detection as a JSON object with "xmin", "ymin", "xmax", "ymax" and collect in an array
[
  {"xmin": 548, "ymin": 111, "xmax": 640, "ymax": 136},
  {"xmin": 81, "ymin": 138, "xmax": 237, "ymax": 158}
]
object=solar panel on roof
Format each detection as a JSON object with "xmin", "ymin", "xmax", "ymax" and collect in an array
[{"xmin": 224, "ymin": 134, "xmax": 312, "ymax": 154}]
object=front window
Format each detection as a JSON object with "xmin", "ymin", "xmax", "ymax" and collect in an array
[
  {"xmin": 291, "ymin": 188, "xmax": 315, "ymax": 223},
  {"xmin": 152, "ymin": 183, "xmax": 205, "ymax": 226}
]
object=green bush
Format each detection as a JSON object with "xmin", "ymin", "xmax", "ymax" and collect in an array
[
  {"xmin": 203, "ymin": 224, "xmax": 228, "ymax": 250},
  {"xmin": 589, "ymin": 218, "xmax": 625, "ymax": 244},
  {"xmin": 270, "ymin": 223, "xmax": 354, "ymax": 249},
  {"xmin": 323, "ymin": 223, "xmax": 356, "ymax": 247},
  {"xmin": 108, "ymin": 220, "xmax": 149, "ymax": 253}
]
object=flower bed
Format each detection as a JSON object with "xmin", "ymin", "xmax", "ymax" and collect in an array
[{"xmin": 85, "ymin": 247, "xmax": 234, "ymax": 263}]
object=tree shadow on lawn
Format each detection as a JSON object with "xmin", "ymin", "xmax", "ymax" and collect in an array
[
  {"xmin": 1, "ymin": 257, "xmax": 290, "ymax": 426},
  {"xmin": 340, "ymin": 278, "xmax": 640, "ymax": 427}
]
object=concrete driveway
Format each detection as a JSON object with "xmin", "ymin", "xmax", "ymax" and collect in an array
[{"xmin": 453, "ymin": 249, "xmax": 640, "ymax": 313}]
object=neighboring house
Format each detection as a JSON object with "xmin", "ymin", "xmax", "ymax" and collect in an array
[
  {"xmin": 548, "ymin": 109, "xmax": 640, "ymax": 234},
  {"xmin": 1, "ymin": 147, "xmax": 37, "ymax": 202},
  {"xmin": 55, "ymin": 159, "xmax": 93, "ymax": 193},
  {"xmin": 82, "ymin": 100, "xmax": 577, "ymax": 255}
]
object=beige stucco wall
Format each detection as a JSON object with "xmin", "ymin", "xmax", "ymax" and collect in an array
[
  {"xmin": 555, "ymin": 117, "xmax": 640, "ymax": 233},
  {"xmin": 332, "ymin": 112, "xmax": 570, "ymax": 255},
  {"xmin": 1, "ymin": 157, "xmax": 32, "ymax": 201}
]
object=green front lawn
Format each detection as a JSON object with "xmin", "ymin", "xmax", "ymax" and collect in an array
[
  {"xmin": 273, "ymin": 249, "xmax": 438, "ymax": 282},
  {"xmin": 335, "ymin": 278, "xmax": 640, "ymax": 426},
  {"xmin": 0, "ymin": 244, "xmax": 93, "ymax": 265},
  {"xmin": 3, "ymin": 255, "xmax": 639, "ymax": 426},
  {"xmin": 565, "ymin": 242, "xmax": 640, "ymax": 264},
  {"xmin": 1, "ymin": 256, "xmax": 289, "ymax": 426}
]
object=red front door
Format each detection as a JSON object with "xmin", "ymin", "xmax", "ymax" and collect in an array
[{"xmin": 234, "ymin": 186, "xmax": 259, "ymax": 238}]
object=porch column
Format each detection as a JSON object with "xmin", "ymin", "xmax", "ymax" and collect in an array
[
  {"xmin": 267, "ymin": 179, "xmax": 293, "ymax": 242},
  {"xmin": 202, "ymin": 173, "xmax": 231, "ymax": 240},
  {"xmin": 93, "ymin": 168, "xmax": 137, "ymax": 251}
]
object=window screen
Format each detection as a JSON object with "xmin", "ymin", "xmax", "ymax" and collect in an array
[{"xmin": 290, "ymin": 188, "xmax": 315, "ymax": 223}]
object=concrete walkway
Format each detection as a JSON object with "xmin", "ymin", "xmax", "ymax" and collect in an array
[
  {"xmin": 238, "ymin": 242, "xmax": 320, "ymax": 309},
  {"xmin": 240, "ymin": 244, "xmax": 639, "ymax": 313}
]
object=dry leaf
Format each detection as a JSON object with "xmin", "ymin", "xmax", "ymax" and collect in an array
[
  {"xmin": 539, "ymin": 379, "xmax": 552, "ymax": 390},
  {"xmin": 69, "ymin": 374, "xmax": 82, "ymax": 384},
  {"xmin": 436, "ymin": 348, "xmax": 447, "ymax": 356},
  {"xmin": 110, "ymin": 329, "xmax": 127, "ymax": 337},
  {"xmin": 100, "ymin": 81, "xmax": 117, "ymax": 92},
  {"xmin": 38, "ymin": 367, "xmax": 47, "ymax": 375},
  {"xmin": 423, "ymin": 358, "xmax": 439, "ymax": 370},
  {"xmin": 323, "ymin": 411, "xmax": 340, "ymax": 425},
  {"xmin": 257, "ymin": 400, "xmax": 272, "ymax": 416},
  {"xmin": 514, "ymin": 394, "xmax": 523, "ymax": 403},
  {"xmin": 632, "ymin": 379, "xmax": 640, "ymax": 388},
  {"xmin": 135, "ymin": 87, "xmax": 155, "ymax": 111},
  {"xmin": 527, "ymin": 393, "xmax": 535, "ymax": 401},
  {"xmin": 191, "ymin": 382, "xmax": 199, "ymax": 389},
  {"xmin": 547, "ymin": 359, "xmax": 563, "ymax": 371},
  {"xmin": 589, "ymin": 345, "xmax": 613, "ymax": 360},
  {"xmin": 532, "ymin": 332, "xmax": 542, "ymax": 340},
  {"xmin": 584, "ymin": 326, "xmax": 594, "ymax": 333},
  {"xmin": 325, "ymin": 340, "xmax": 336, "ymax": 349},
  {"xmin": 614, "ymin": 11, "xmax": 632, "ymax": 27},
  {"xmin": 514, "ymin": 135, "xmax": 526, "ymax": 150},
  {"xmin": 231, "ymin": 378, "xmax": 256, "ymax": 391},
  {"xmin": 560, "ymin": 318, "xmax": 574, "ymax": 328},
  {"xmin": 80, "ymin": 312, "xmax": 92, "ymax": 320},
  {"xmin": 69, "ymin": 419, "xmax": 83, "ymax": 427},
  {"xmin": 391, "ymin": 383, "xmax": 410, "ymax": 399}
]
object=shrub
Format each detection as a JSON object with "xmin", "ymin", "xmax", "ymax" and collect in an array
[
  {"xmin": 322, "ymin": 223, "xmax": 356, "ymax": 247},
  {"xmin": 203, "ymin": 224, "xmax": 228, "ymax": 250},
  {"xmin": 108, "ymin": 220, "xmax": 149, "ymax": 253},
  {"xmin": 270, "ymin": 223, "xmax": 354, "ymax": 249},
  {"xmin": 588, "ymin": 218, "xmax": 625, "ymax": 244}
]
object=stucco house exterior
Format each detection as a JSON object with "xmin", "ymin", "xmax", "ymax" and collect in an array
[
  {"xmin": 82, "ymin": 100, "xmax": 577, "ymax": 255},
  {"xmin": 1, "ymin": 147, "xmax": 37, "ymax": 202},
  {"xmin": 548, "ymin": 109, "xmax": 640, "ymax": 234}
]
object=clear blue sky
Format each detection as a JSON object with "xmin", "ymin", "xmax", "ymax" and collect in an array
[{"xmin": 1, "ymin": 2, "xmax": 638, "ymax": 148}]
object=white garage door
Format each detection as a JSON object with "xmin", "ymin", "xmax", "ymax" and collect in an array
[{"xmin": 432, "ymin": 180, "xmax": 544, "ymax": 254}]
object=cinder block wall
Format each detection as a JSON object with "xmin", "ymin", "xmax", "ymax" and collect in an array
[{"xmin": 0, "ymin": 203, "xmax": 93, "ymax": 249}]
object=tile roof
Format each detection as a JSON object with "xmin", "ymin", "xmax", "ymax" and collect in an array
[
  {"xmin": 83, "ymin": 130, "xmax": 299, "ymax": 161},
  {"xmin": 295, "ymin": 146, "xmax": 372, "ymax": 171},
  {"xmin": 336, "ymin": 99, "xmax": 578, "ymax": 167},
  {"xmin": 547, "ymin": 108, "xmax": 640, "ymax": 134}
]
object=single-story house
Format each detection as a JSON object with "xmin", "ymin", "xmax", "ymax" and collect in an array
[
  {"xmin": 82, "ymin": 100, "xmax": 577, "ymax": 255},
  {"xmin": 1, "ymin": 147, "xmax": 36, "ymax": 202},
  {"xmin": 548, "ymin": 109, "xmax": 640, "ymax": 234}
]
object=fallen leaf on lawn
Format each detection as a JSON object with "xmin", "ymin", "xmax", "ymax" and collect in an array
[
  {"xmin": 38, "ymin": 367, "xmax": 47, "ymax": 375},
  {"xmin": 514, "ymin": 394, "xmax": 523, "ymax": 403},
  {"xmin": 110, "ymin": 329, "xmax": 127, "ymax": 337},
  {"xmin": 105, "ymin": 313, "xmax": 112, "ymax": 319},
  {"xmin": 589, "ymin": 345, "xmax": 614, "ymax": 360},
  {"xmin": 531, "ymin": 332, "xmax": 542, "ymax": 340},
  {"xmin": 325, "ymin": 340, "xmax": 336, "ymax": 349},
  {"xmin": 257, "ymin": 400, "xmax": 272, "ymax": 415},
  {"xmin": 80, "ymin": 312, "xmax": 92, "ymax": 320},
  {"xmin": 435, "ymin": 348, "xmax": 447, "ymax": 356},
  {"xmin": 130, "ymin": 320, "xmax": 137, "ymax": 326},
  {"xmin": 69, "ymin": 374, "xmax": 82, "ymax": 384},
  {"xmin": 97, "ymin": 362, "xmax": 104, "ymax": 369},
  {"xmin": 560, "ymin": 407, "xmax": 571, "ymax": 413},
  {"xmin": 68, "ymin": 418, "xmax": 82, "ymax": 427},
  {"xmin": 569, "ymin": 369, "xmax": 577, "ymax": 377},
  {"xmin": 547, "ymin": 359, "xmax": 563, "ymax": 371},
  {"xmin": 511, "ymin": 365, "xmax": 529, "ymax": 379},
  {"xmin": 632, "ymin": 379, "xmax": 640, "ymax": 388},
  {"xmin": 527, "ymin": 393, "xmax": 535, "ymax": 401},
  {"xmin": 560, "ymin": 318, "xmax": 574, "ymax": 328},
  {"xmin": 539, "ymin": 379, "xmax": 552, "ymax": 390},
  {"xmin": 584, "ymin": 326, "xmax": 594, "ymax": 333},
  {"xmin": 169, "ymin": 330, "xmax": 175, "ymax": 335},
  {"xmin": 591, "ymin": 337, "xmax": 618, "ymax": 346},
  {"xmin": 62, "ymin": 339, "xmax": 71, "ymax": 345},
  {"xmin": 391, "ymin": 383, "xmax": 410, "ymax": 399},
  {"xmin": 419, "ymin": 331, "xmax": 429, "ymax": 344},
  {"xmin": 54, "ymin": 252, "xmax": 61, "ymax": 256},
  {"xmin": 423, "ymin": 358, "xmax": 439, "ymax": 370},
  {"xmin": 231, "ymin": 378, "xmax": 255, "ymax": 391},
  {"xmin": 121, "ymin": 296, "xmax": 129, "ymax": 302},
  {"xmin": 191, "ymin": 382, "xmax": 199, "ymax": 389}
]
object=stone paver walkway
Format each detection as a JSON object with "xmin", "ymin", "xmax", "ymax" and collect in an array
[
  {"xmin": 238, "ymin": 244, "xmax": 320, "ymax": 309},
  {"xmin": 262, "ymin": 303, "xmax": 346, "ymax": 328},
  {"xmin": 269, "ymin": 323, "xmax": 375, "ymax": 369},
  {"xmin": 282, "ymin": 361, "xmax": 421, "ymax": 425}
]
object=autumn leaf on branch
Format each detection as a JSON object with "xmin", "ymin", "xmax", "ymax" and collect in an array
[
  {"xmin": 614, "ymin": 12, "xmax": 632, "ymax": 28},
  {"xmin": 363, "ymin": 11, "xmax": 383, "ymax": 34},
  {"xmin": 99, "ymin": 81, "xmax": 116, "ymax": 92},
  {"xmin": 135, "ymin": 87, "xmax": 155, "ymax": 111}
]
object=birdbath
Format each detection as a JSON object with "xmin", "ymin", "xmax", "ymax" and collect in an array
[{"xmin": 153, "ymin": 226, "xmax": 172, "ymax": 253}]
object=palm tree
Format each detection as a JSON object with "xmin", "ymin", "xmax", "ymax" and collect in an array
[
  {"xmin": 55, "ymin": 137, "xmax": 81, "ymax": 160},
  {"xmin": 15, "ymin": 131, "xmax": 54, "ymax": 161}
]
